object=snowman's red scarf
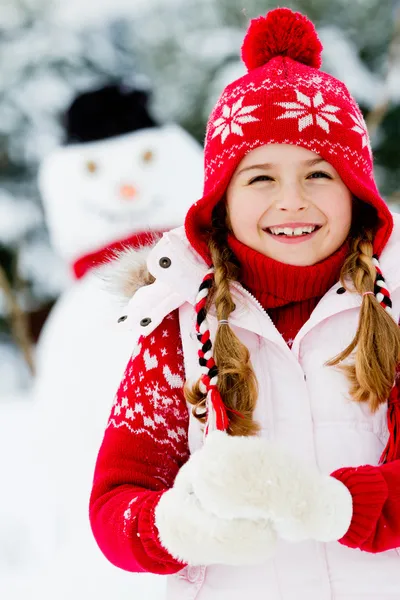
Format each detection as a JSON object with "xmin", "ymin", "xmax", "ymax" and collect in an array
[{"xmin": 72, "ymin": 230, "xmax": 165, "ymax": 279}]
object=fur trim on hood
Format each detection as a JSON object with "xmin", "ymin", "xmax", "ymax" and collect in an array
[{"xmin": 94, "ymin": 244, "xmax": 155, "ymax": 302}]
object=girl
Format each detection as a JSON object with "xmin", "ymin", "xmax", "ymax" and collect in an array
[{"xmin": 89, "ymin": 8, "xmax": 400, "ymax": 599}]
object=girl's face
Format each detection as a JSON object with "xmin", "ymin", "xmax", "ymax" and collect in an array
[{"xmin": 226, "ymin": 144, "xmax": 353, "ymax": 266}]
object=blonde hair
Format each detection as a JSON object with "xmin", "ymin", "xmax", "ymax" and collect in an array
[
  {"xmin": 185, "ymin": 203, "xmax": 259, "ymax": 436},
  {"xmin": 326, "ymin": 229, "xmax": 400, "ymax": 411},
  {"xmin": 185, "ymin": 202, "xmax": 400, "ymax": 434}
]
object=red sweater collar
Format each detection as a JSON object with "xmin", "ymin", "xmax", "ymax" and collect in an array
[
  {"xmin": 227, "ymin": 234, "xmax": 349, "ymax": 310},
  {"xmin": 72, "ymin": 230, "xmax": 164, "ymax": 280}
]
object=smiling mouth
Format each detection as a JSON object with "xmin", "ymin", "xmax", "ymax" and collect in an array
[{"xmin": 265, "ymin": 225, "xmax": 322, "ymax": 237}]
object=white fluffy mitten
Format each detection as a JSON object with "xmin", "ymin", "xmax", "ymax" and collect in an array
[
  {"xmin": 188, "ymin": 431, "xmax": 353, "ymax": 543},
  {"xmin": 154, "ymin": 455, "xmax": 277, "ymax": 566}
]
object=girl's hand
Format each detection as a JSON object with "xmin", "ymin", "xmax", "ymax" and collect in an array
[
  {"xmin": 154, "ymin": 454, "xmax": 277, "ymax": 566},
  {"xmin": 188, "ymin": 431, "xmax": 353, "ymax": 543}
]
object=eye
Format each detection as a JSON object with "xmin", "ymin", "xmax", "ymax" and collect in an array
[
  {"xmin": 86, "ymin": 160, "xmax": 98, "ymax": 174},
  {"xmin": 248, "ymin": 175, "xmax": 273, "ymax": 184},
  {"xmin": 307, "ymin": 171, "xmax": 332, "ymax": 179},
  {"xmin": 142, "ymin": 150, "xmax": 154, "ymax": 163}
]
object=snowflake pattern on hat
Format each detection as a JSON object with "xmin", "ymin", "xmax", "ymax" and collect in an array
[
  {"xmin": 275, "ymin": 90, "xmax": 342, "ymax": 133},
  {"xmin": 212, "ymin": 96, "xmax": 261, "ymax": 144},
  {"xmin": 349, "ymin": 111, "xmax": 372, "ymax": 155}
]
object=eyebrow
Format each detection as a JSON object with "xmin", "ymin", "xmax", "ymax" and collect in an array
[{"xmin": 236, "ymin": 157, "xmax": 327, "ymax": 176}]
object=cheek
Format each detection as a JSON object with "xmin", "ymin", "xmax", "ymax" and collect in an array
[
  {"xmin": 230, "ymin": 207, "xmax": 261, "ymax": 239},
  {"xmin": 331, "ymin": 202, "xmax": 353, "ymax": 232},
  {"xmin": 318, "ymin": 190, "xmax": 353, "ymax": 231},
  {"xmin": 228, "ymin": 192, "xmax": 264, "ymax": 232}
]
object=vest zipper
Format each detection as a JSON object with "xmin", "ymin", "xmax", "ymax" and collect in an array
[
  {"xmin": 231, "ymin": 282, "xmax": 293, "ymax": 351},
  {"xmin": 230, "ymin": 281, "xmax": 308, "ymax": 377}
]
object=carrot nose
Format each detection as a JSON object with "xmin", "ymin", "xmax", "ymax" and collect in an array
[{"xmin": 119, "ymin": 184, "xmax": 137, "ymax": 199}]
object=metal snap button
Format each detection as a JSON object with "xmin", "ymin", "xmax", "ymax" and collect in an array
[
  {"xmin": 140, "ymin": 317, "xmax": 152, "ymax": 327},
  {"xmin": 336, "ymin": 287, "xmax": 346, "ymax": 295},
  {"xmin": 159, "ymin": 256, "xmax": 171, "ymax": 268},
  {"xmin": 117, "ymin": 315, "xmax": 127, "ymax": 323}
]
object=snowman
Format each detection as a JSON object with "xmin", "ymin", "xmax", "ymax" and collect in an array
[{"xmin": 33, "ymin": 84, "xmax": 203, "ymax": 599}]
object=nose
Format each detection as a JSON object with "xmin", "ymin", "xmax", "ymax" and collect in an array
[
  {"xmin": 119, "ymin": 184, "xmax": 137, "ymax": 200},
  {"xmin": 275, "ymin": 182, "xmax": 308, "ymax": 211}
]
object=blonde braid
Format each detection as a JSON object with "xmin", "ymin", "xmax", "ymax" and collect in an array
[
  {"xmin": 185, "ymin": 205, "xmax": 259, "ymax": 436},
  {"xmin": 209, "ymin": 239, "xmax": 259, "ymax": 436},
  {"xmin": 327, "ymin": 230, "xmax": 400, "ymax": 411}
]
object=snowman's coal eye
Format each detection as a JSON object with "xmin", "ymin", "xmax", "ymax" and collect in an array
[
  {"xmin": 86, "ymin": 160, "xmax": 98, "ymax": 173},
  {"xmin": 142, "ymin": 150, "xmax": 154, "ymax": 163}
]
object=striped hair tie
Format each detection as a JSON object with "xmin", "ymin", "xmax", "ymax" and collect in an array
[
  {"xmin": 371, "ymin": 255, "xmax": 400, "ymax": 463},
  {"xmin": 195, "ymin": 268, "xmax": 229, "ymax": 436},
  {"xmin": 372, "ymin": 254, "xmax": 393, "ymax": 315}
]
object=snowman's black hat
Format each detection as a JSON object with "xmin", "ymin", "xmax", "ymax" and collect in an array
[{"xmin": 65, "ymin": 84, "xmax": 157, "ymax": 144}]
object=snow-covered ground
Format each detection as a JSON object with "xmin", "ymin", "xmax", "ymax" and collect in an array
[
  {"xmin": 0, "ymin": 391, "xmax": 56, "ymax": 597},
  {"xmin": 0, "ymin": 386, "xmax": 166, "ymax": 600}
]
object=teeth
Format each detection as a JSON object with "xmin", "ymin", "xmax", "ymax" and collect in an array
[{"xmin": 268, "ymin": 225, "xmax": 317, "ymax": 236}]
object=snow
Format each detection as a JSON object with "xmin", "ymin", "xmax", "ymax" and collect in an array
[
  {"xmin": 18, "ymin": 235, "xmax": 72, "ymax": 299},
  {"xmin": 319, "ymin": 26, "xmax": 385, "ymax": 109},
  {"xmin": 0, "ymin": 298, "xmax": 167, "ymax": 599},
  {"xmin": 0, "ymin": 190, "xmax": 42, "ymax": 246},
  {"xmin": 204, "ymin": 60, "xmax": 246, "ymax": 118},
  {"xmin": 49, "ymin": 0, "xmax": 184, "ymax": 27},
  {"xmin": 387, "ymin": 64, "xmax": 400, "ymax": 103},
  {"xmin": 24, "ymin": 273, "xmax": 167, "ymax": 599},
  {"xmin": 0, "ymin": 390, "xmax": 165, "ymax": 597},
  {"xmin": 0, "ymin": 345, "xmax": 32, "ymax": 396},
  {"xmin": 182, "ymin": 27, "xmax": 243, "ymax": 66},
  {"xmin": 0, "ymin": 393, "xmax": 57, "ymax": 595}
]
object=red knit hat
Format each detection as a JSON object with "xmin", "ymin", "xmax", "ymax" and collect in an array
[{"xmin": 185, "ymin": 7, "xmax": 393, "ymax": 263}]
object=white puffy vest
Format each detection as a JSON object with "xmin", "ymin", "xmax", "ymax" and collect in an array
[{"xmin": 122, "ymin": 215, "xmax": 400, "ymax": 600}]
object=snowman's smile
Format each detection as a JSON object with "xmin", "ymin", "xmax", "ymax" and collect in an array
[{"xmin": 82, "ymin": 195, "xmax": 163, "ymax": 222}]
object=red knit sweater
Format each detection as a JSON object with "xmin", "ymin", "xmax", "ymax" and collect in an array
[{"xmin": 90, "ymin": 245, "xmax": 400, "ymax": 574}]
